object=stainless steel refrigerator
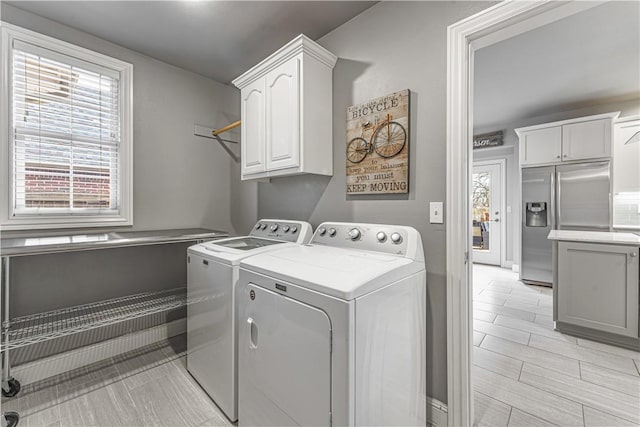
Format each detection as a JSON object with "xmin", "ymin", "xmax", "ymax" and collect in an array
[{"xmin": 521, "ymin": 161, "xmax": 611, "ymax": 285}]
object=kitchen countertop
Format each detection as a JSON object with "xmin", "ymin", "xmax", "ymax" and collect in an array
[
  {"xmin": 547, "ymin": 230, "xmax": 640, "ymax": 246},
  {"xmin": 1, "ymin": 228, "xmax": 229, "ymax": 257}
]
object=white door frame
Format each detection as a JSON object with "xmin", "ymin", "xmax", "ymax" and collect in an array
[
  {"xmin": 472, "ymin": 158, "xmax": 507, "ymax": 267},
  {"xmin": 445, "ymin": 1, "xmax": 605, "ymax": 425}
]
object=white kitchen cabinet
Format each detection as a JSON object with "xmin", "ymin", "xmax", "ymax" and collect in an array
[
  {"xmin": 562, "ymin": 119, "xmax": 611, "ymax": 161},
  {"xmin": 519, "ymin": 126, "xmax": 562, "ymax": 165},
  {"xmin": 557, "ymin": 241, "xmax": 639, "ymax": 338},
  {"xmin": 233, "ymin": 35, "xmax": 337, "ymax": 180},
  {"xmin": 516, "ymin": 112, "xmax": 618, "ymax": 167}
]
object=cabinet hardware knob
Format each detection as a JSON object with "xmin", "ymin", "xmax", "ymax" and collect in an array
[{"xmin": 631, "ymin": 252, "xmax": 638, "ymax": 258}]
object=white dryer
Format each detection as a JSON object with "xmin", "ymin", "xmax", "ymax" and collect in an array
[
  {"xmin": 186, "ymin": 219, "xmax": 313, "ymax": 422},
  {"xmin": 237, "ymin": 222, "xmax": 426, "ymax": 427}
]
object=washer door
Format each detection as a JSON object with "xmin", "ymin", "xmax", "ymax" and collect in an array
[{"xmin": 239, "ymin": 283, "xmax": 332, "ymax": 427}]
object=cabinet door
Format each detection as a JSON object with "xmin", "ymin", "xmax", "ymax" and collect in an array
[
  {"xmin": 557, "ymin": 242, "xmax": 639, "ymax": 337},
  {"xmin": 519, "ymin": 126, "xmax": 562, "ymax": 166},
  {"xmin": 241, "ymin": 79, "xmax": 266, "ymax": 176},
  {"xmin": 562, "ymin": 119, "xmax": 611, "ymax": 161},
  {"xmin": 265, "ymin": 56, "xmax": 300, "ymax": 171}
]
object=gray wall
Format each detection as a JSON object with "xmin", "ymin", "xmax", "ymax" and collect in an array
[
  {"xmin": 246, "ymin": 1, "xmax": 494, "ymax": 404},
  {"xmin": 1, "ymin": 3, "xmax": 242, "ymax": 236},
  {"xmin": 0, "ymin": 5, "xmax": 251, "ymax": 364},
  {"xmin": 473, "ymin": 98, "xmax": 640, "ymax": 267}
]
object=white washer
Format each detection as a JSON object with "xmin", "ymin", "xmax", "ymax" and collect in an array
[
  {"xmin": 186, "ymin": 219, "xmax": 313, "ymax": 422},
  {"xmin": 237, "ymin": 222, "xmax": 426, "ymax": 427}
]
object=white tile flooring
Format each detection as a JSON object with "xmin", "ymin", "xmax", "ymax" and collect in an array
[
  {"xmin": 472, "ymin": 264, "xmax": 640, "ymax": 427},
  {"xmin": 2, "ymin": 337, "xmax": 232, "ymax": 427},
  {"xmin": 4, "ymin": 267, "xmax": 639, "ymax": 426}
]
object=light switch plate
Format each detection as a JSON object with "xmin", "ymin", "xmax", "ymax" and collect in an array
[{"xmin": 430, "ymin": 202, "xmax": 444, "ymax": 224}]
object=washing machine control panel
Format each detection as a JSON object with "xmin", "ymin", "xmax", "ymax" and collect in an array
[
  {"xmin": 249, "ymin": 220, "xmax": 313, "ymax": 244},
  {"xmin": 311, "ymin": 222, "xmax": 416, "ymax": 257}
]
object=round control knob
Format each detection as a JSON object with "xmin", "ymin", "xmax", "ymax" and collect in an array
[
  {"xmin": 348, "ymin": 228, "xmax": 361, "ymax": 241},
  {"xmin": 390, "ymin": 232, "xmax": 403, "ymax": 244},
  {"xmin": 291, "ymin": 226, "xmax": 298, "ymax": 233},
  {"xmin": 260, "ymin": 223, "xmax": 267, "ymax": 230},
  {"xmin": 283, "ymin": 225, "xmax": 290, "ymax": 232},
  {"xmin": 270, "ymin": 224, "xmax": 279, "ymax": 232},
  {"xmin": 318, "ymin": 227, "xmax": 327, "ymax": 236},
  {"xmin": 328, "ymin": 228, "xmax": 337, "ymax": 237},
  {"xmin": 255, "ymin": 223, "xmax": 261, "ymax": 229},
  {"xmin": 376, "ymin": 231, "xmax": 387, "ymax": 242}
]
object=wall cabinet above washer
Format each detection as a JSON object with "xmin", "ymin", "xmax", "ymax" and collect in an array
[
  {"xmin": 516, "ymin": 112, "xmax": 619, "ymax": 167},
  {"xmin": 232, "ymin": 34, "xmax": 337, "ymax": 181}
]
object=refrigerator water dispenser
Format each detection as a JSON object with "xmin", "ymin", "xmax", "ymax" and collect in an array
[{"xmin": 526, "ymin": 202, "xmax": 547, "ymax": 227}]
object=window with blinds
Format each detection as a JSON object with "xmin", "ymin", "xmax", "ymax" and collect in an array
[
  {"xmin": 1, "ymin": 24, "xmax": 133, "ymax": 229},
  {"xmin": 12, "ymin": 41, "xmax": 120, "ymax": 213}
]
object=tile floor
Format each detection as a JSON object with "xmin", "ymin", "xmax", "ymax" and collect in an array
[
  {"xmin": 2, "ymin": 336, "xmax": 232, "ymax": 427},
  {"xmin": 4, "ymin": 267, "xmax": 639, "ymax": 426},
  {"xmin": 472, "ymin": 264, "xmax": 640, "ymax": 427}
]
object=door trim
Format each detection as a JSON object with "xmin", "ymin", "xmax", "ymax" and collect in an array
[
  {"xmin": 472, "ymin": 159, "xmax": 507, "ymax": 268},
  {"xmin": 445, "ymin": 1, "xmax": 604, "ymax": 425}
]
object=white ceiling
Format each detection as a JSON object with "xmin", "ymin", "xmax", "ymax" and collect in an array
[
  {"xmin": 4, "ymin": 1, "xmax": 376, "ymax": 83},
  {"xmin": 474, "ymin": 1, "xmax": 640, "ymax": 130}
]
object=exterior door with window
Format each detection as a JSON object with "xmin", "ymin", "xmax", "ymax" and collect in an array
[{"xmin": 472, "ymin": 162, "xmax": 502, "ymax": 265}]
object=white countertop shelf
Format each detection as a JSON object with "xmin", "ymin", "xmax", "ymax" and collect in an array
[{"xmin": 547, "ymin": 230, "xmax": 640, "ymax": 246}]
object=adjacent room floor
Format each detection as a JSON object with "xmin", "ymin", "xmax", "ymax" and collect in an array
[{"xmin": 473, "ymin": 264, "xmax": 640, "ymax": 427}]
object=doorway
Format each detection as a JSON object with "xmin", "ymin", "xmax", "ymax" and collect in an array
[
  {"xmin": 472, "ymin": 160, "xmax": 505, "ymax": 266},
  {"xmin": 445, "ymin": 2, "xmax": 619, "ymax": 426}
]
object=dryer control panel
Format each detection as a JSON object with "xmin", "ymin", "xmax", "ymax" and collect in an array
[
  {"xmin": 311, "ymin": 222, "xmax": 424, "ymax": 261},
  {"xmin": 249, "ymin": 219, "xmax": 313, "ymax": 244}
]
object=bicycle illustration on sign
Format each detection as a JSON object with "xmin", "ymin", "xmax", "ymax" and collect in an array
[{"xmin": 346, "ymin": 113, "xmax": 407, "ymax": 164}]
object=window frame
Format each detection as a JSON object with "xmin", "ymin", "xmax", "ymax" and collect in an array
[{"xmin": 0, "ymin": 22, "xmax": 133, "ymax": 230}]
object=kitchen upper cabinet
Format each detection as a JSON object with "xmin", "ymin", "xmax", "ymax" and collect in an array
[
  {"xmin": 562, "ymin": 119, "xmax": 611, "ymax": 161},
  {"xmin": 516, "ymin": 113, "xmax": 618, "ymax": 167},
  {"xmin": 233, "ymin": 35, "xmax": 337, "ymax": 180},
  {"xmin": 519, "ymin": 126, "xmax": 562, "ymax": 165},
  {"xmin": 557, "ymin": 241, "xmax": 639, "ymax": 338}
]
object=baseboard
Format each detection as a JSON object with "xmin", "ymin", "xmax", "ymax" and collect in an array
[
  {"xmin": 511, "ymin": 263, "xmax": 520, "ymax": 273},
  {"xmin": 424, "ymin": 395, "xmax": 448, "ymax": 426},
  {"xmin": 12, "ymin": 318, "xmax": 186, "ymax": 386}
]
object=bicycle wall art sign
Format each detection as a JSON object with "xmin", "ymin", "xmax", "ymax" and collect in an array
[{"xmin": 346, "ymin": 89, "xmax": 410, "ymax": 195}]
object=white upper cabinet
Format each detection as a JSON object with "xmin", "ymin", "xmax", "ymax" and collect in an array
[
  {"xmin": 233, "ymin": 35, "xmax": 337, "ymax": 180},
  {"xmin": 562, "ymin": 118, "xmax": 611, "ymax": 161},
  {"xmin": 241, "ymin": 78, "xmax": 266, "ymax": 175},
  {"xmin": 516, "ymin": 112, "xmax": 619, "ymax": 167},
  {"xmin": 519, "ymin": 126, "xmax": 562, "ymax": 165},
  {"xmin": 265, "ymin": 56, "xmax": 300, "ymax": 171}
]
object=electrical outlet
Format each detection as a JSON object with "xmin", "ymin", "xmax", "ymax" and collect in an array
[{"xmin": 430, "ymin": 202, "xmax": 444, "ymax": 224}]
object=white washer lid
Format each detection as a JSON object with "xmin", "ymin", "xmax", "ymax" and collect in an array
[
  {"xmin": 188, "ymin": 237, "xmax": 298, "ymax": 266},
  {"xmin": 240, "ymin": 244, "xmax": 425, "ymax": 300}
]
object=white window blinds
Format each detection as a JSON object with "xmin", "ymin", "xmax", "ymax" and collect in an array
[{"xmin": 11, "ymin": 39, "xmax": 121, "ymax": 215}]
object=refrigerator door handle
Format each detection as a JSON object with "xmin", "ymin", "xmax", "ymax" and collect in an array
[{"xmin": 550, "ymin": 170, "xmax": 557, "ymax": 230}]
